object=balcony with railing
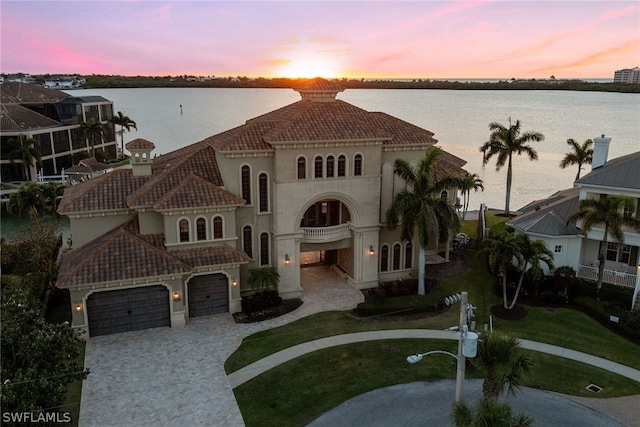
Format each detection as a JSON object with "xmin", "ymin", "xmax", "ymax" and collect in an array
[{"xmin": 301, "ymin": 223, "xmax": 352, "ymax": 243}]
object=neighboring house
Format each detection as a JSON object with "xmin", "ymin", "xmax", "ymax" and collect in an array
[
  {"xmin": 613, "ymin": 67, "xmax": 640, "ymax": 84},
  {"xmin": 64, "ymin": 157, "xmax": 113, "ymax": 183},
  {"xmin": 0, "ymin": 82, "xmax": 117, "ymax": 182},
  {"xmin": 43, "ymin": 75, "xmax": 86, "ymax": 89},
  {"xmin": 508, "ymin": 136, "xmax": 640, "ymax": 308},
  {"xmin": 56, "ymin": 78, "xmax": 468, "ymax": 337}
]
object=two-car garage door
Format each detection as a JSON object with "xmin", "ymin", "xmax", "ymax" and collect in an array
[{"xmin": 86, "ymin": 285, "xmax": 170, "ymax": 337}]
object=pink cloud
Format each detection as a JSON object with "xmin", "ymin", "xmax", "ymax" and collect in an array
[{"xmin": 601, "ymin": 5, "xmax": 639, "ymax": 20}]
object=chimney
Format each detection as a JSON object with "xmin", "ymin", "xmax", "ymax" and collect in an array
[
  {"xmin": 591, "ymin": 134, "xmax": 611, "ymax": 170},
  {"xmin": 125, "ymin": 138, "xmax": 156, "ymax": 176}
]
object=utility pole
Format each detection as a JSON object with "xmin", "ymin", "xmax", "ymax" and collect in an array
[{"xmin": 455, "ymin": 291, "xmax": 468, "ymax": 403}]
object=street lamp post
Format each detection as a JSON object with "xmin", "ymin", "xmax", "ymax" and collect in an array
[{"xmin": 407, "ymin": 291, "xmax": 477, "ymax": 404}]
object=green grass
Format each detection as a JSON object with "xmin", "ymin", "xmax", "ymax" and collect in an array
[
  {"xmin": 234, "ymin": 339, "xmax": 640, "ymax": 427},
  {"xmin": 227, "ymin": 243, "xmax": 640, "ymax": 425}
]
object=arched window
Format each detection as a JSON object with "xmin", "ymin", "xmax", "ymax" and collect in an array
[
  {"xmin": 258, "ymin": 173, "xmax": 269, "ymax": 212},
  {"xmin": 260, "ymin": 232, "xmax": 270, "ymax": 266},
  {"xmin": 405, "ymin": 242, "xmax": 413, "ymax": 269},
  {"xmin": 314, "ymin": 156, "xmax": 323, "ymax": 178},
  {"xmin": 241, "ymin": 165, "xmax": 251, "ymax": 204},
  {"xmin": 196, "ymin": 218, "xmax": 207, "ymax": 241},
  {"xmin": 326, "ymin": 155, "xmax": 335, "ymax": 178},
  {"xmin": 354, "ymin": 154, "xmax": 363, "ymax": 176},
  {"xmin": 297, "ymin": 157, "xmax": 306, "ymax": 179},
  {"xmin": 242, "ymin": 225, "xmax": 253, "ymax": 258},
  {"xmin": 380, "ymin": 245, "xmax": 389, "ymax": 272},
  {"xmin": 179, "ymin": 219, "xmax": 190, "ymax": 242},
  {"xmin": 337, "ymin": 155, "xmax": 346, "ymax": 177},
  {"xmin": 440, "ymin": 190, "xmax": 448, "ymax": 199},
  {"xmin": 392, "ymin": 243, "xmax": 401, "ymax": 270},
  {"xmin": 213, "ymin": 216, "xmax": 223, "ymax": 239}
]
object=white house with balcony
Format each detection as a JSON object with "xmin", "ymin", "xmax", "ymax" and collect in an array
[
  {"xmin": 56, "ymin": 78, "xmax": 468, "ymax": 337},
  {"xmin": 508, "ymin": 136, "xmax": 640, "ymax": 309}
]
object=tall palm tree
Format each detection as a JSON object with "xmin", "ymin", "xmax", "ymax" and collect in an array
[
  {"xmin": 7, "ymin": 134, "xmax": 41, "ymax": 181},
  {"xmin": 247, "ymin": 266, "xmax": 280, "ymax": 291},
  {"xmin": 80, "ymin": 118, "xmax": 105, "ymax": 158},
  {"xmin": 559, "ymin": 138, "xmax": 593, "ymax": 181},
  {"xmin": 481, "ymin": 230, "xmax": 525, "ymax": 309},
  {"xmin": 386, "ymin": 147, "xmax": 462, "ymax": 295},
  {"xmin": 567, "ymin": 196, "xmax": 640, "ymax": 290},
  {"xmin": 471, "ymin": 332, "xmax": 533, "ymax": 401},
  {"xmin": 459, "ymin": 172, "xmax": 484, "ymax": 219},
  {"xmin": 509, "ymin": 235, "xmax": 554, "ymax": 309},
  {"xmin": 109, "ymin": 111, "xmax": 137, "ymax": 158},
  {"xmin": 452, "ymin": 399, "xmax": 533, "ymax": 427},
  {"xmin": 480, "ymin": 119, "xmax": 544, "ymax": 216}
]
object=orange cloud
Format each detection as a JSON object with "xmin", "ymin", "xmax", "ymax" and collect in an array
[{"xmin": 528, "ymin": 39, "xmax": 640, "ymax": 74}]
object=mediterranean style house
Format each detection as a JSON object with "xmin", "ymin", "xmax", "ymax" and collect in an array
[
  {"xmin": 508, "ymin": 136, "xmax": 640, "ymax": 309},
  {"xmin": 56, "ymin": 78, "xmax": 468, "ymax": 337},
  {"xmin": 0, "ymin": 82, "xmax": 117, "ymax": 182}
]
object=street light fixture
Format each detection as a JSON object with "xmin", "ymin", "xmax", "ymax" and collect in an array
[{"xmin": 406, "ymin": 291, "xmax": 478, "ymax": 403}]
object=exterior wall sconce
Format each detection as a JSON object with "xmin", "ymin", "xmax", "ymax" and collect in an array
[
  {"xmin": 75, "ymin": 302, "xmax": 83, "ymax": 312},
  {"xmin": 231, "ymin": 278, "xmax": 237, "ymax": 287},
  {"xmin": 368, "ymin": 245, "xmax": 375, "ymax": 255},
  {"xmin": 172, "ymin": 291, "xmax": 182, "ymax": 301},
  {"xmin": 284, "ymin": 254, "xmax": 291, "ymax": 264}
]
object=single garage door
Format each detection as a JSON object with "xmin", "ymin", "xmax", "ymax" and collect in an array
[
  {"xmin": 87, "ymin": 285, "xmax": 170, "ymax": 337},
  {"xmin": 188, "ymin": 274, "xmax": 228, "ymax": 317}
]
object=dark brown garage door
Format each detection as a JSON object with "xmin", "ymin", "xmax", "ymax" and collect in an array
[
  {"xmin": 87, "ymin": 286, "xmax": 170, "ymax": 337},
  {"xmin": 188, "ymin": 274, "xmax": 228, "ymax": 317}
]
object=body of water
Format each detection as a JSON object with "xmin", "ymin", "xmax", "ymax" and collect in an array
[{"xmin": 74, "ymin": 87, "xmax": 639, "ymax": 212}]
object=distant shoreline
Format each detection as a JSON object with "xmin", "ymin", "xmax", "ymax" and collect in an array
[{"xmin": 72, "ymin": 75, "xmax": 640, "ymax": 93}]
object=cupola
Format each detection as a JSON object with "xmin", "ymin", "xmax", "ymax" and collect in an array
[
  {"xmin": 294, "ymin": 77, "xmax": 344, "ymax": 102},
  {"xmin": 125, "ymin": 138, "xmax": 155, "ymax": 176}
]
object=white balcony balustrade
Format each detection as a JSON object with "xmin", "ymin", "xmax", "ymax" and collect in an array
[
  {"xmin": 577, "ymin": 264, "xmax": 637, "ymax": 288},
  {"xmin": 301, "ymin": 223, "xmax": 352, "ymax": 243}
]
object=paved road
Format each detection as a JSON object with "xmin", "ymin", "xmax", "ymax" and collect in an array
[{"xmin": 307, "ymin": 380, "xmax": 630, "ymax": 427}]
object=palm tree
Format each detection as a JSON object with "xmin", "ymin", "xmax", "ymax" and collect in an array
[
  {"xmin": 386, "ymin": 147, "xmax": 462, "ymax": 295},
  {"xmin": 480, "ymin": 119, "xmax": 544, "ymax": 216},
  {"xmin": 247, "ymin": 266, "xmax": 280, "ymax": 291},
  {"xmin": 7, "ymin": 183, "xmax": 46, "ymax": 218},
  {"xmin": 481, "ymin": 230, "xmax": 524, "ymax": 309},
  {"xmin": 109, "ymin": 111, "xmax": 137, "ymax": 158},
  {"xmin": 567, "ymin": 196, "xmax": 640, "ymax": 290},
  {"xmin": 471, "ymin": 332, "xmax": 533, "ymax": 401},
  {"xmin": 508, "ymin": 235, "xmax": 554, "ymax": 309},
  {"xmin": 7, "ymin": 134, "xmax": 41, "ymax": 181},
  {"xmin": 452, "ymin": 399, "xmax": 533, "ymax": 427},
  {"xmin": 559, "ymin": 138, "xmax": 593, "ymax": 181},
  {"xmin": 80, "ymin": 118, "xmax": 105, "ymax": 158},
  {"xmin": 459, "ymin": 172, "xmax": 484, "ymax": 219}
]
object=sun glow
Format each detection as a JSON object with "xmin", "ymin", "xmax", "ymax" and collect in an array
[{"xmin": 274, "ymin": 51, "xmax": 341, "ymax": 79}]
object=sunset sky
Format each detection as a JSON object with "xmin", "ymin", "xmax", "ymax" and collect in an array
[{"xmin": 2, "ymin": 1, "xmax": 639, "ymax": 79}]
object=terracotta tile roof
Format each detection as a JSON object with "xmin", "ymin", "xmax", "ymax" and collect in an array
[
  {"xmin": 295, "ymin": 78, "xmax": 345, "ymax": 92},
  {"xmin": 57, "ymin": 169, "xmax": 149, "ymax": 214},
  {"xmin": 0, "ymin": 103, "xmax": 62, "ymax": 131},
  {"xmin": 128, "ymin": 145, "xmax": 224, "ymax": 208},
  {"xmin": 264, "ymin": 101, "xmax": 392, "ymax": 142},
  {"xmin": 169, "ymin": 244, "xmax": 251, "ymax": 267},
  {"xmin": 203, "ymin": 122, "xmax": 276, "ymax": 152},
  {"xmin": 1, "ymin": 82, "xmax": 70, "ymax": 104},
  {"xmin": 126, "ymin": 138, "xmax": 156, "ymax": 151},
  {"xmin": 57, "ymin": 221, "xmax": 191, "ymax": 288},
  {"xmin": 57, "ymin": 219, "xmax": 250, "ymax": 288},
  {"xmin": 153, "ymin": 173, "xmax": 245, "ymax": 211}
]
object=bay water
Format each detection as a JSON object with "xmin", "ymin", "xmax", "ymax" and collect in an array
[{"xmin": 73, "ymin": 87, "xmax": 640, "ymax": 212}]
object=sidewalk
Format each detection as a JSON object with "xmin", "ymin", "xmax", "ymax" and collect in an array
[
  {"xmin": 227, "ymin": 329, "xmax": 640, "ymax": 426},
  {"xmin": 227, "ymin": 329, "xmax": 640, "ymax": 387}
]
